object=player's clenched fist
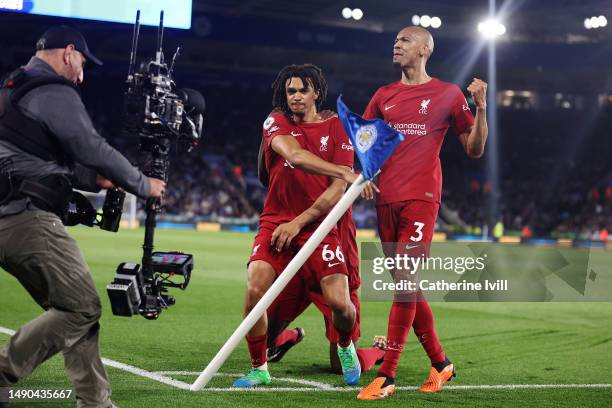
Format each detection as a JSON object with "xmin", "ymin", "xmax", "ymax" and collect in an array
[{"xmin": 467, "ymin": 78, "xmax": 487, "ymax": 110}]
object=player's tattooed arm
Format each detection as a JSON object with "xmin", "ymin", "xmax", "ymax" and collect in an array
[
  {"xmin": 270, "ymin": 168, "xmax": 349, "ymax": 252},
  {"xmin": 459, "ymin": 78, "xmax": 488, "ymax": 159}
]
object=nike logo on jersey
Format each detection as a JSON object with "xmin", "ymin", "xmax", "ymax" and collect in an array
[
  {"xmin": 384, "ymin": 104, "xmax": 397, "ymax": 111},
  {"xmin": 283, "ymin": 160, "xmax": 295, "ymax": 168},
  {"xmin": 328, "ymin": 262, "xmax": 341, "ymax": 268},
  {"xmin": 405, "ymin": 244, "xmax": 420, "ymax": 250},
  {"xmin": 290, "ymin": 131, "xmax": 302, "ymax": 137}
]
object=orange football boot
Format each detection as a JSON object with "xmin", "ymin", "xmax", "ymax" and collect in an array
[
  {"xmin": 419, "ymin": 363, "xmax": 456, "ymax": 393},
  {"xmin": 357, "ymin": 376, "xmax": 395, "ymax": 400}
]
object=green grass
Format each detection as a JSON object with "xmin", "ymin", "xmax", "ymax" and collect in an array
[{"xmin": 1, "ymin": 228, "xmax": 611, "ymax": 407}]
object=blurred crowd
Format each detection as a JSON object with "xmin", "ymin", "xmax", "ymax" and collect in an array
[
  {"xmin": 122, "ymin": 106, "xmax": 610, "ymax": 242},
  {"xmin": 441, "ymin": 109, "xmax": 611, "ymax": 240},
  {"xmin": 2, "ymin": 65, "xmax": 609, "ymax": 239},
  {"xmin": 86, "ymin": 89, "xmax": 611, "ymax": 241}
]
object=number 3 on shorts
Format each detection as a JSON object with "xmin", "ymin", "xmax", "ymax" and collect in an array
[{"xmin": 410, "ymin": 221, "xmax": 425, "ymax": 242}]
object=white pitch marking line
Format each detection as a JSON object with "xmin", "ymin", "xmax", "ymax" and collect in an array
[
  {"xmin": 101, "ymin": 359, "xmax": 192, "ymax": 391},
  {"xmin": 0, "ymin": 327, "xmax": 15, "ymax": 336},
  {"xmin": 155, "ymin": 371, "xmax": 334, "ymax": 389},
  {"xmin": 1, "ymin": 327, "xmax": 611, "ymax": 393},
  {"xmin": 185, "ymin": 384, "xmax": 612, "ymax": 393},
  {"xmin": 1, "ymin": 326, "xmax": 191, "ymax": 391},
  {"xmin": 442, "ymin": 384, "xmax": 612, "ymax": 390},
  {"xmin": 154, "ymin": 372, "xmax": 612, "ymax": 392}
]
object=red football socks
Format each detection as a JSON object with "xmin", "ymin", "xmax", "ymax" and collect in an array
[
  {"xmin": 378, "ymin": 301, "xmax": 416, "ymax": 378},
  {"xmin": 246, "ymin": 334, "xmax": 267, "ymax": 368},
  {"xmin": 338, "ymin": 332, "xmax": 352, "ymax": 348},
  {"xmin": 274, "ymin": 329, "xmax": 299, "ymax": 347},
  {"xmin": 356, "ymin": 347, "xmax": 386, "ymax": 372},
  {"xmin": 413, "ymin": 298, "xmax": 446, "ymax": 364}
]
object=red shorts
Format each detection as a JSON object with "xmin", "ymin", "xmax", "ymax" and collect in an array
[
  {"xmin": 338, "ymin": 214, "xmax": 361, "ymax": 291},
  {"xmin": 249, "ymin": 222, "xmax": 348, "ymax": 287},
  {"xmin": 267, "ymin": 274, "xmax": 310, "ymax": 323},
  {"xmin": 267, "ymin": 274, "xmax": 361, "ymax": 343},
  {"xmin": 377, "ymin": 200, "xmax": 439, "ymax": 301},
  {"xmin": 341, "ymin": 233, "xmax": 360, "ymax": 291},
  {"xmin": 376, "ymin": 200, "xmax": 439, "ymax": 256},
  {"xmin": 347, "ymin": 261, "xmax": 360, "ymax": 292}
]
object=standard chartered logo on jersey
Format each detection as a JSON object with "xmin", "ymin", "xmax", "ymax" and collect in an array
[{"xmin": 390, "ymin": 122, "xmax": 427, "ymax": 136}]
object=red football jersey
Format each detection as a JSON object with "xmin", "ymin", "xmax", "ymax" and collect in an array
[
  {"xmin": 363, "ymin": 78, "xmax": 474, "ymax": 204},
  {"xmin": 259, "ymin": 112, "xmax": 354, "ymax": 229}
]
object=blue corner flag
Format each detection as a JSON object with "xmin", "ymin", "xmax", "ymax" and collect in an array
[
  {"xmin": 337, "ymin": 95, "xmax": 404, "ymax": 180},
  {"xmin": 336, "ymin": 96, "xmax": 404, "ymax": 180}
]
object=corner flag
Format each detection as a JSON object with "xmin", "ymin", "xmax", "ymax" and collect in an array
[{"xmin": 337, "ymin": 96, "xmax": 404, "ymax": 180}]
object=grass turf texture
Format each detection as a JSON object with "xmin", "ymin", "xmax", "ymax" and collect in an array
[{"xmin": 1, "ymin": 228, "xmax": 611, "ymax": 407}]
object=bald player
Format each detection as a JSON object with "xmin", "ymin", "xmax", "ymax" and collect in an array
[{"xmin": 357, "ymin": 26, "xmax": 488, "ymax": 400}]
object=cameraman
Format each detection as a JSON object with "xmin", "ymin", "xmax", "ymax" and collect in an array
[{"xmin": 0, "ymin": 26, "xmax": 164, "ymax": 408}]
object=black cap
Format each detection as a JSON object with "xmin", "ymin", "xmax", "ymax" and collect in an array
[{"xmin": 36, "ymin": 26, "xmax": 103, "ymax": 66}]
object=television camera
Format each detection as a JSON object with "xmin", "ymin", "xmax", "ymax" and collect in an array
[{"xmin": 105, "ymin": 10, "xmax": 204, "ymax": 319}]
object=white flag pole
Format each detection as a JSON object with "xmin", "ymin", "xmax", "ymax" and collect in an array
[{"xmin": 190, "ymin": 174, "xmax": 368, "ymax": 391}]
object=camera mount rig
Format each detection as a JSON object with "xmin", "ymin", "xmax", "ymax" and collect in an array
[{"xmin": 106, "ymin": 10, "xmax": 203, "ymax": 319}]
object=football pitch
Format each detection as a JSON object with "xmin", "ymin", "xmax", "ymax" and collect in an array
[{"xmin": 1, "ymin": 228, "xmax": 611, "ymax": 407}]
